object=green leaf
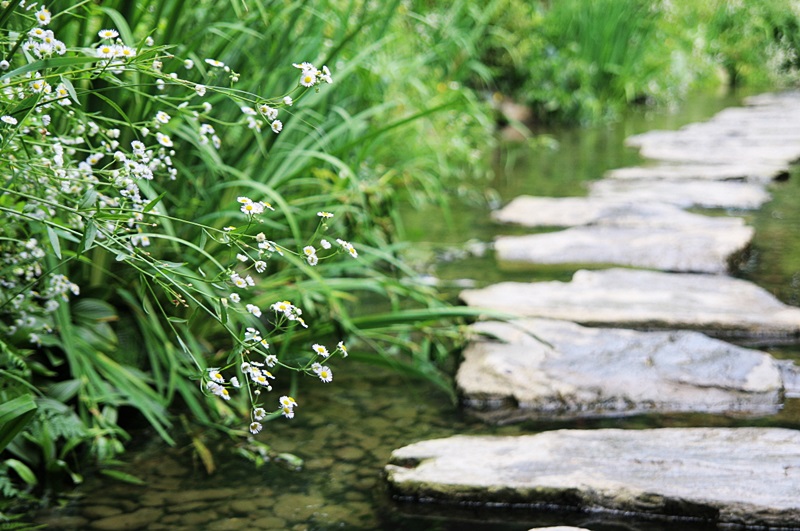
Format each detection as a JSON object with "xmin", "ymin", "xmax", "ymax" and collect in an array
[
  {"xmin": 0, "ymin": 56, "xmax": 100, "ymax": 83},
  {"xmin": 83, "ymin": 219, "xmax": 98, "ymax": 252},
  {"xmin": 5, "ymin": 459, "xmax": 37, "ymax": 486},
  {"xmin": 0, "ymin": 394, "xmax": 37, "ymax": 454},
  {"xmin": 142, "ymin": 192, "xmax": 166, "ymax": 213},
  {"xmin": 46, "ymin": 225, "xmax": 61, "ymax": 259},
  {"xmin": 218, "ymin": 299, "xmax": 228, "ymax": 324},
  {"xmin": 45, "ymin": 379, "xmax": 81, "ymax": 402},
  {"xmin": 72, "ymin": 298, "xmax": 118, "ymax": 322},
  {"xmin": 77, "ymin": 188, "xmax": 98, "ymax": 210},
  {"xmin": 59, "ymin": 75, "xmax": 81, "ymax": 107}
]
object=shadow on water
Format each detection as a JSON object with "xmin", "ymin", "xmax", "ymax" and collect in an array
[{"xmin": 30, "ymin": 89, "xmax": 800, "ymax": 530}]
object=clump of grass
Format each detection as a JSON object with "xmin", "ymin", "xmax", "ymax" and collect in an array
[
  {"xmin": 0, "ymin": 0, "xmax": 365, "ymax": 499},
  {"xmin": 0, "ymin": 0, "xmax": 503, "ymax": 502},
  {"xmin": 477, "ymin": 0, "xmax": 800, "ymax": 124}
]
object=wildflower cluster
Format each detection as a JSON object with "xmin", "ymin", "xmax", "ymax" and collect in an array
[
  {"xmin": 201, "ymin": 301, "xmax": 350, "ymax": 436},
  {"xmin": 293, "ymin": 62, "xmax": 333, "ymax": 89},
  {"xmin": 23, "ymin": 24, "xmax": 66, "ymax": 58},
  {"xmin": 197, "ymin": 190, "xmax": 362, "ymax": 433},
  {"xmin": 0, "ymin": 4, "xmax": 346, "ymax": 440},
  {"xmin": 226, "ymin": 197, "xmax": 359, "ymax": 269}
]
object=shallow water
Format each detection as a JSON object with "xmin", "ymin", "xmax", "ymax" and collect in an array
[{"xmin": 30, "ymin": 89, "xmax": 800, "ymax": 530}]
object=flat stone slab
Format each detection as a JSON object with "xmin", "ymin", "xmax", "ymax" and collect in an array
[
  {"xmin": 458, "ymin": 319, "xmax": 783, "ymax": 423},
  {"xmin": 710, "ymin": 109, "xmax": 800, "ymax": 132},
  {"xmin": 587, "ymin": 179, "xmax": 770, "ymax": 210},
  {"xmin": 605, "ymin": 163, "xmax": 787, "ymax": 182},
  {"xmin": 637, "ymin": 142, "xmax": 800, "ymax": 164},
  {"xmin": 494, "ymin": 223, "xmax": 753, "ymax": 274},
  {"xmin": 625, "ymin": 106, "xmax": 800, "ymax": 165},
  {"xmin": 627, "ymin": 125, "xmax": 800, "ymax": 149},
  {"xmin": 493, "ymin": 196, "xmax": 752, "ymax": 228},
  {"xmin": 459, "ymin": 268, "xmax": 800, "ymax": 343},
  {"xmin": 744, "ymin": 91, "xmax": 800, "ymax": 107},
  {"xmin": 385, "ymin": 428, "xmax": 800, "ymax": 527},
  {"xmin": 492, "ymin": 196, "xmax": 634, "ymax": 227}
]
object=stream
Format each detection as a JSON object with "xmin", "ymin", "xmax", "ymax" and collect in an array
[{"xmin": 29, "ymin": 89, "xmax": 800, "ymax": 530}]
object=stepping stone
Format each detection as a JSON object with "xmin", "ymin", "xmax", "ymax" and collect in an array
[
  {"xmin": 744, "ymin": 91, "xmax": 800, "ymax": 107},
  {"xmin": 605, "ymin": 163, "xmax": 787, "ymax": 182},
  {"xmin": 492, "ymin": 196, "xmax": 630, "ymax": 227},
  {"xmin": 494, "ymin": 223, "xmax": 753, "ymax": 274},
  {"xmin": 587, "ymin": 178, "xmax": 771, "ymax": 210},
  {"xmin": 457, "ymin": 319, "xmax": 783, "ymax": 423},
  {"xmin": 711, "ymin": 108, "xmax": 800, "ymax": 129},
  {"xmin": 625, "ymin": 117, "xmax": 800, "ymax": 164},
  {"xmin": 778, "ymin": 361, "xmax": 800, "ymax": 398},
  {"xmin": 493, "ymin": 197, "xmax": 750, "ymax": 228},
  {"xmin": 628, "ymin": 128, "xmax": 800, "ymax": 150},
  {"xmin": 385, "ymin": 428, "xmax": 800, "ymax": 527},
  {"xmin": 459, "ymin": 268, "xmax": 800, "ymax": 343},
  {"xmin": 635, "ymin": 143, "xmax": 800, "ymax": 165}
]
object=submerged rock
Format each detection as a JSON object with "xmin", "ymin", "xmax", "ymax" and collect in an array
[
  {"xmin": 457, "ymin": 319, "xmax": 783, "ymax": 423},
  {"xmin": 89, "ymin": 508, "xmax": 164, "ymax": 530},
  {"xmin": 587, "ymin": 179, "xmax": 770, "ymax": 210},
  {"xmin": 494, "ymin": 223, "xmax": 752, "ymax": 274},
  {"xmin": 385, "ymin": 428, "xmax": 800, "ymax": 527},
  {"xmin": 459, "ymin": 268, "xmax": 800, "ymax": 343}
]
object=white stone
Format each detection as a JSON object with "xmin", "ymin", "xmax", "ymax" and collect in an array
[
  {"xmin": 492, "ymin": 196, "xmax": 631, "ymax": 227},
  {"xmin": 605, "ymin": 163, "xmax": 786, "ymax": 182},
  {"xmin": 494, "ymin": 224, "xmax": 753, "ymax": 274},
  {"xmin": 638, "ymin": 144, "xmax": 800, "ymax": 165},
  {"xmin": 457, "ymin": 319, "xmax": 782, "ymax": 422},
  {"xmin": 587, "ymin": 179, "xmax": 770, "ymax": 210},
  {"xmin": 492, "ymin": 196, "xmax": 748, "ymax": 228},
  {"xmin": 459, "ymin": 268, "xmax": 800, "ymax": 343},
  {"xmin": 385, "ymin": 428, "xmax": 800, "ymax": 527},
  {"xmin": 493, "ymin": 197, "xmax": 749, "ymax": 228}
]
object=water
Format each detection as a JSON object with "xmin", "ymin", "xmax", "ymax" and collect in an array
[{"xmin": 28, "ymin": 89, "xmax": 800, "ymax": 530}]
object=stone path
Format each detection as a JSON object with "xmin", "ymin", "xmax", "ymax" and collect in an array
[{"xmin": 385, "ymin": 92, "xmax": 800, "ymax": 526}]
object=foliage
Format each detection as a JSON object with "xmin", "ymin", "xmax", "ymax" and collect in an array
[
  {"xmin": 478, "ymin": 0, "xmax": 800, "ymax": 124},
  {"xmin": 0, "ymin": 0, "xmax": 497, "ymax": 504},
  {"xmin": 677, "ymin": 0, "xmax": 800, "ymax": 87},
  {"xmin": 0, "ymin": 0, "xmax": 510, "ymax": 502},
  {"xmin": 0, "ymin": 396, "xmax": 36, "ymax": 455}
]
